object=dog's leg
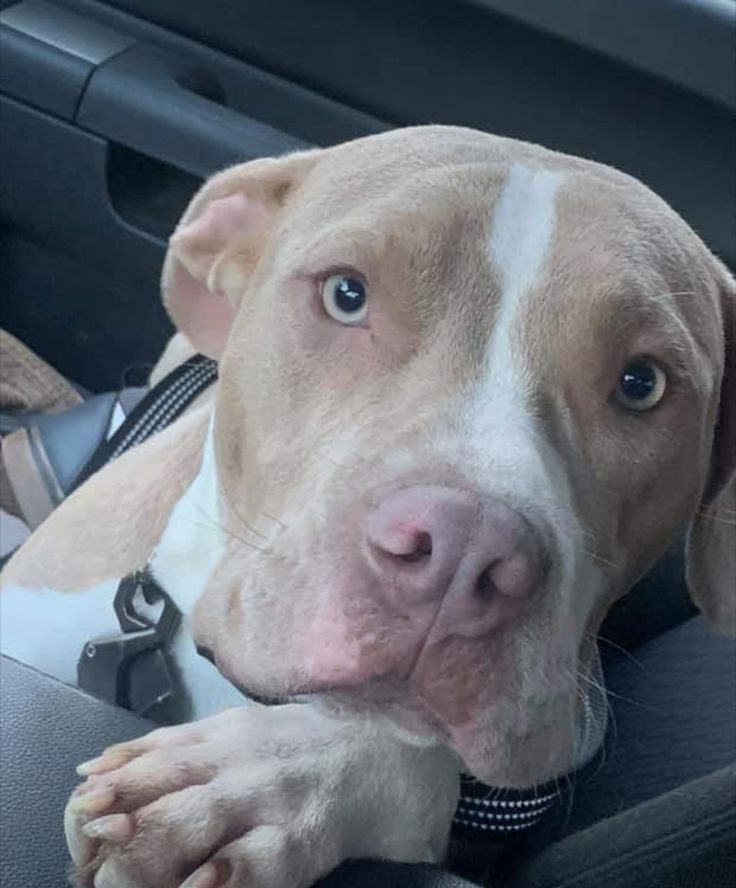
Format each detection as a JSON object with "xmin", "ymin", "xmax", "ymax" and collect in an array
[{"xmin": 65, "ymin": 703, "xmax": 458, "ymax": 888}]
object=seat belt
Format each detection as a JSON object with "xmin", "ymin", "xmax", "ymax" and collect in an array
[{"xmin": 71, "ymin": 354, "xmax": 218, "ymax": 492}]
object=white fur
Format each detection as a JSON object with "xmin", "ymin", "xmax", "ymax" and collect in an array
[
  {"xmin": 148, "ymin": 412, "xmax": 245, "ymax": 717},
  {"xmin": 489, "ymin": 164, "xmax": 563, "ymax": 310},
  {"xmin": 1, "ymin": 415, "xmax": 243, "ymax": 719},
  {"xmin": 474, "ymin": 163, "xmax": 562, "ymax": 438},
  {"xmin": 457, "ymin": 166, "xmax": 570, "ymax": 520},
  {"xmin": 0, "ymin": 578, "xmax": 121, "ymax": 687},
  {"xmin": 149, "ymin": 415, "xmax": 224, "ymax": 615}
]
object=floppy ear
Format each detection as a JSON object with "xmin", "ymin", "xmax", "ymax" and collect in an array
[
  {"xmin": 0, "ymin": 404, "xmax": 210, "ymax": 592},
  {"xmin": 685, "ymin": 269, "xmax": 736, "ymax": 636},
  {"xmin": 163, "ymin": 150, "xmax": 319, "ymax": 358}
]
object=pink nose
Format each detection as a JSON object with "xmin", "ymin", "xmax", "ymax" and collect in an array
[{"xmin": 364, "ymin": 485, "xmax": 546, "ymax": 638}]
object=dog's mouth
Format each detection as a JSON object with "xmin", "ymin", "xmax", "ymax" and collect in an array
[
  {"xmin": 197, "ymin": 641, "xmax": 436, "ymax": 724},
  {"xmin": 195, "ymin": 643, "xmax": 288, "ymax": 705}
]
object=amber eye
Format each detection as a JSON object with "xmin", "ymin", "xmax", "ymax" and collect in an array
[
  {"xmin": 321, "ymin": 274, "xmax": 368, "ymax": 325},
  {"xmin": 616, "ymin": 359, "xmax": 667, "ymax": 411}
]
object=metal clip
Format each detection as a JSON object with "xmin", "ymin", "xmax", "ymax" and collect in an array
[
  {"xmin": 114, "ymin": 570, "xmax": 180, "ymax": 642},
  {"xmin": 78, "ymin": 570, "xmax": 182, "ymax": 720}
]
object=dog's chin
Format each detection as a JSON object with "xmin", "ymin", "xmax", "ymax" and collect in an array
[
  {"xmin": 448, "ymin": 714, "xmax": 578, "ymax": 788},
  {"xmin": 310, "ymin": 688, "xmax": 576, "ymax": 787}
]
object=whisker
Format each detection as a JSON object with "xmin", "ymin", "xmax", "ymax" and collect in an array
[
  {"xmin": 586, "ymin": 631, "xmax": 646, "ymax": 671},
  {"xmin": 694, "ymin": 510, "xmax": 736, "ymax": 526},
  {"xmin": 191, "ymin": 506, "xmax": 269, "ymax": 554},
  {"xmin": 215, "ymin": 523, "xmax": 270, "ymax": 553},
  {"xmin": 258, "ymin": 510, "xmax": 287, "ymax": 529},
  {"xmin": 575, "ymin": 666, "xmax": 650, "ymax": 709},
  {"xmin": 582, "ymin": 548, "xmax": 616, "ymax": 570},
  {"xmin": 217, "ymin": 485, "xmax": 269, "ymax": 540},
  {"xmin": 647, "ymin": 289, "xmax": 698, "ymax": 303},
  {"xmin": 559, "ymin": 669, "xmax": 605, "ymax": 815}
]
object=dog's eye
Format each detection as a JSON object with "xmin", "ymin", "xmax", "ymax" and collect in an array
[
  {"xmin": 321, "ymin": 274, "xmax": 368, "ymax": 325},
  {"xmin": 616, "ymin": 359, "xmax": 667, "ymax": 411}
]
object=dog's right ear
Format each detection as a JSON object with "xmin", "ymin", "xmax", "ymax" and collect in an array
[
  {"xmin": 685, "ymin": 267, "xmax": 736, "ymax": 636},
  {"xmin": 163, "ymin": 151, "xmax": 320, "ymax": 358}
]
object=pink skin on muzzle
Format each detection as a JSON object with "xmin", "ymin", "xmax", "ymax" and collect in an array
[{"xmin": 301, "ymin": 485, "xmax": 548, "ymax": 689}]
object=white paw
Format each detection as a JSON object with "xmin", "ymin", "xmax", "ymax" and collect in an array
[{"xmin": 64, "ymin": 704, "xmax": 458, "ymax": 888}]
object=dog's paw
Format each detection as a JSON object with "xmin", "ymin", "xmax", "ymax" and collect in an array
[{"xmin": 64, "ymin": 704, "xmax": 457, "ymax": 888}]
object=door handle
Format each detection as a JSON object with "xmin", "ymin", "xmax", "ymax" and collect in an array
[{"xmin": 76, "ymin": 44, "xmax": 311, "ymax": 178}]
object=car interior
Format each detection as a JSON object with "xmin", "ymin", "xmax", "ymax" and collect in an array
[{"xmin": 0, "ymin": 1, "xmax": 734, "ymax": 886}]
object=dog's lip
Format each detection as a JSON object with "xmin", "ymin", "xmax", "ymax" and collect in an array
[
  {"xmin": 195, "ymin": 644, "xmax": 216, "ymax": 664},
  {"xmin": 195, "ymin": 643, "xmax": 377, "ymax": 702},
  {"xmin": 194, "ymin": 644, "xmax": 279, "ymax": 703},
  {"xmin": 197, "ymin": 642, "xmax": 459, "ymax": 740}
]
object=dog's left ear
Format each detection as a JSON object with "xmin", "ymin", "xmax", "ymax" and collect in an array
[
  {"xmin": 685, "ymin": 268, "xmax": 736, "ymax": 636},
  {"xmin": 163, "ymin": 150, "xmax": 320, "ymax": 358}
]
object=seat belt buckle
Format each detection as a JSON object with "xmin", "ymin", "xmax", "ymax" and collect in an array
[{"xmin": 78, "ymin": 570, "xmax": 182, "ymax": 721}]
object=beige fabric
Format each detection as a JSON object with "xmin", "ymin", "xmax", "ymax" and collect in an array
[
  {"xmin": 0, "ymin": 329, "xmax": 81, "ymax": 415},
  {"xmin": 1, "ymin": 427, "xmax": 60, "ymax": 530},
  {"xmin": 0, "ymin": 329, "xmax": 82, "ymax": 520}
]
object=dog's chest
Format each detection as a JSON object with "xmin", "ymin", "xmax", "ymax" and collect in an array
[
  {"xmin": 0, "ymin": 576, "xmax": 243, "ymax": 720},
  {"xmin": 0, "ymin": 422, "xmax": 243, "ymax": 720}
]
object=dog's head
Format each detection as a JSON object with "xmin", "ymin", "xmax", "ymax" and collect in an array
[{"xmin": 163, "ymin": 126, "xmax": 734, "ymax": 785}]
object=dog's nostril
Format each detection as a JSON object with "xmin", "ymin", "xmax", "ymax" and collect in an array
[
  {"xmin": 475, "ymin": 564, "xmax": 497, "ymax": 599},
  {"xmin": 399, "ymin": 532, "xmax": 433, "ymax": 563}
]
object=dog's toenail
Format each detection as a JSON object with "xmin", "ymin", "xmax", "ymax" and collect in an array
[
  {"xmin": 179, "ymin": 860, "xmax": 228, "ymax": 888},
  {"xmin": 76, "ymin": 755, "xmax": 107, "ymax": 776},
  {"xmin": 69, "ymin": 787, "xmax": 116, "ymax": 815},
  {"xmin": 77, "ymin": 749, "xmax": 129, "ymax": 777},
  {"xmin": 82, "ymin": 813, "xmax": 134, "ymax": 844}
]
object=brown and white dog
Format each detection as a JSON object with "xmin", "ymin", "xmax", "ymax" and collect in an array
[{"xmin": 2, "ymin": 125, "xmax": 735, "ymax": 888}]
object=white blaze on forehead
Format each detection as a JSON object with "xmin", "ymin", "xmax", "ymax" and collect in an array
[
  {"xmin": 471, "ymin": 164, "xmax": 563, "ymax": 436},
  {"xmin": 489, "ymin": 163, "xmax": 563, "ymax": 309}
]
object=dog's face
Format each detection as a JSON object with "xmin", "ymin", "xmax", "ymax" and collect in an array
[{"xmin": 165, "ymin": 126, "xmax": 735, "ymax": 786}]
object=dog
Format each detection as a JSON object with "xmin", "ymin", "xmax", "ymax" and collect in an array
[{"xmin": 2, "ymin": 125, "xmax": 734, "ymax": 888}]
